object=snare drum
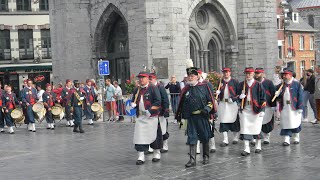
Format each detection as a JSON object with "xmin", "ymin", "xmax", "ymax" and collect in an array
[
  {"xmin": 11, "ymin": 108, "xmax": 25, "ymax": 124},
  {"xmin": 52, "ymin": 105, "xmax": 64, "ymax": 120}
]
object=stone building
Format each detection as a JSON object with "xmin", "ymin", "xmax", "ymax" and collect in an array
[{"xmin": 49, "ymin": 0, "xmax": 277, "ymax": 84}]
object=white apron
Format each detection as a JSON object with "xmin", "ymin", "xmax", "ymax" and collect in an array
[
  {"xmin": 159, "ymin": 116, "xmax": 167, "ymax": 135},
  {"xmin": 240, "ymin": 89, "xmax": 263, "ymax": 135},
  {"xmin": 280, "ymin": 87, "xmax": 301, "ymax": 129},
  {"xmin": 133, "ymin": 98, "xmax": 158, "ymax": 144},
  {"xmin": 218, "ymin": 84, "xmax": 238, "ymax": 123},
  {"xmin": 262, "ymin": 106, "xmax": 274, "ymax": 125}
]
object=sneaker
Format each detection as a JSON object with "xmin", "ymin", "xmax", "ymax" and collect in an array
[
  {"xmin": 302, "ymin": 118, "xmax": 309, "ymax": 123},
  {"xmin": 310, "ymin": 119, "xmax": 318, "ymax": 124}
]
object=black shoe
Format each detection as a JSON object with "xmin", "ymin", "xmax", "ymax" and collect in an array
[
  {"xmin": 241, "ymin": 151, "xmax": 250, "ymax": 156},
  {"xmin": 32, "ymin": 130, "xmax": 36, "ymax": 132},
  {"xmin": 293, "ymin": 141, "xmax": 299, "ymax": 144},
  {"xmin": 79, "ymin": 128, "xmax": 85, "ymax": 133},
  {"xmin": 51, "ymin": 128, "xmax": 55, "ymax": 130},
  {"xmin": 152, "ymin": 158, "xmax": 160, "ymax": 162},
  {"xmin": 136, "ymin": 160, "xmax": 144, "ymax": 165},
  {"xmin": 73, "ymin": 126, "xmax": 79, "ymax": 133},
  {"xmin": 160, "ymin": 149, "xmax": 168, "ymax": 153},
  {"xmin": 255, "ymin": 149, "xmax": 262, "ymax": 154},
  {"xmin": 9, "ymin": 132, "xmax": 15, "ymax": 134},
  {"xmin": 232, "ymin": 141, "xmax": 238, "ymax": 144},
  {"xmin": 283, "ymin": 142, "xmax": 290, "ymax": 146},
  {"xmin": 210, "ymin": 149, "xmax": 216, "ymax": 153},
  {"xmin": 185, "ymin": 145, "xmax": 196, "ymax": 168},
  {"xmin": 263, "ymin": 141, "xmax": 270, "ymax": 144},
  {"xmin": 47, "ymin": 127, "xmax": 50, "ymax": 129},
  {"xmin": 88, "ymin": 123, "xmax": 94, "ymax": 126},
  {"xmin": 220, "ymin": 143, "xmax": 228, "ymax": 147},
  {"xmin": 0, "ymin": 131, "xmax": 5, "ymax": 133},
  {"xmin": 185, "ymin": 161, "xmax": 196, "ymax": 168},
  {"xmin": 202, "ymin": 156, "xmax": 209, "ymax": 165}
]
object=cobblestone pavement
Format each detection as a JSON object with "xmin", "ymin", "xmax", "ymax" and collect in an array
[{"xmin": 0, "ymin": 116, "xmax": 319, "ymax": 180}]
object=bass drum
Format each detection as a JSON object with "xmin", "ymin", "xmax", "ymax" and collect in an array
[
  {"xmin": 32, "ymin": 102, "xmax": 46, "ymax": 122},
  {"xmin": 91, "ymin": 102, "xmax": 103, "ymax": 120},
  {"xmin": 11, "ymin": 108, "xmax": 25, "ymax": 124},
  {"xmin": 52, "ymin": 104, "xmax": 65, "ymax": 120}
]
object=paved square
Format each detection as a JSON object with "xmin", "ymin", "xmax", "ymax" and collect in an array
[{"xmin": 0, "ymin": 118, "xmax": 319, "ymax": 180}]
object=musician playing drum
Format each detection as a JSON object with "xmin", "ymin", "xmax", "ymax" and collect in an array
[
  {"xmin": 62, "ymin": 79, "xmax": 75, "ymax": 127},
  {"xmin": 21, "ymin": 79, "xmax": 38, "ymax": 132},
  {"xmin": 83, "ymin": 79, "xmax": 97, "ymax": 125},
  {"xmin": 43, "ymin": 83, "xmax": 56, "ymax": 130},
  {"xmin": 71, "ymin": 80, "xmax": 86, "ymax": 133},
  {"xmin": 2, "ymin": 85, "xmax": 19, "ymax": 134}
]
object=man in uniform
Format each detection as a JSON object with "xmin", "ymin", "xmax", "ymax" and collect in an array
[
  {"xmin": 21, "ymin": 79, "xmax": 38, "ymax": 132},
  {"xmin": 149, "ymin": 73, "xmax": 170, "ymax": 153},
  {"xmin": 83, "ymin": 79, "xmax": 96, "ymax": 125},
  {"xmin": 216, "ymin": 67, "xmax": 241, "ymax": 147},
  {"xmin": 71, "ymin": 80, "xmax": 86, "ymax": 133},
  {"xmin": 62, "ymin": 79, "xmax": 75, "ymax": 127},
  {"xmin": 131, "ymin": 72, "xmax": 162, "ymax": 165},
  {"xmin": 254, "ymin": 68, "xmax": 276, "ymax": 144},
  {"xmin": 237, "ymin": 67, "xmax": 266, "ymax": 156},
  {"xmin": 43, "ymin": 83, "xmax": 56, "ymax": 130},
  {"xmin": 176, "ymin": 67, "xmax": 216, "ymax": 167},
  {"xmin": 2, "ymin": 85, "xmax": 19, "ymax": 134},
  {"xmin": 274, "ymin": 70, "xmax": 303, "ymax": 146}
]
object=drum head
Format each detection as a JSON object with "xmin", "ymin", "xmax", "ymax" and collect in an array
[
  {"xmin": 52, "ymin": 106, "xmax": 63, "ymax": 115},
  {"xmin": 11, "ymin": 109, "xmax": 23, "ymax": 119},
  {"xmin": 91, "ymin": 103, "xmax": 101, "ymax": 112},
  {"xmin": 32, "ymin": 102, "xmax": 44, "ymax": 113}
]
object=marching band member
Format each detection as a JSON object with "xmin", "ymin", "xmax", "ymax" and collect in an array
[
  {"xmin": 274, "ymin": 70, "xmax": 303, "ymax": 146},
  {"xmin": 43, "ymin": 83, "xmax": 56, "ymax": 130},
  {"xmin": 149, "ymin": 73, "xmax": 170, "ymax": 153},
  {"xmin": 71, "ymin": 80, "xmax": 86, "ymax": 133},
  {"xmin": 216, "ymin": 67, "xmax": 241, "ymax": 147},
  {"xmin": 83, "ymin": 79, "xmax": 97, "ymax": 125},
  {"xmin": 0, "ymin": 84, "xmax": 5, "ymax": 133},
  {"xmin": 2, "ymin": 85, "xmax": 19, "ymax": 134},
  {"xmin": 237, "ymin": 67, "xmax": 266, "ymax": 156},
  {"xmin": 21, "ymin": 79, "xmax": 38, "ymax": 132},
  {"xmin": 254, "ymin": 68, "xmax": 276, "ymax": 144},
  {"xmin": 176, "ymin": 67, "xmax": 216, "ymax": 167},
  {"xmin": 131, "ymin": 72, "xmax": 162, "ymax": 165},
  {"xmin": 62, "ymin": 79, "xmax": 75, "ymax": 127}
]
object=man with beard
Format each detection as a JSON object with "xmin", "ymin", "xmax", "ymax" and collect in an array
[
  {"xmin": 274, "ymin": 70, "xmax": 303, "ymax": 146},
  {"xmin": 216, "ymin": 67, "xmax": 240, "ymax": 147},
  {"xmin": 254, "ymin": 68, "xmax": 276, "ymax": 144},
  {"xmin": 237, "ymin": 67, "xmax": 266, "ymax": 156},
  {"xmin": 176, "ymin": 67, "xmax": 216, "ymax": 167}
]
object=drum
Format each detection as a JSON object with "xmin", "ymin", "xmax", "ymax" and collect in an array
[
  {"xmin": 91, "ymin": 102, "xmax": 103, "ymax": 120},
  {"xmin": 32, "ymin": 102, "xmax": 46, "ymax": 122},
  {"xmin": 11, "ymin": 108, "xmax": 25, "ymax": 124},
  {"xmin": 32, "ymin": 102, "xmax": 44, "ymax": 113},
  {"xmin": 52, "ymin": 104, "xmax": 64, "ymax": 120}
]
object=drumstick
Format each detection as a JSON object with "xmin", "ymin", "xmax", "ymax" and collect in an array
[
  {"xmin": 133, "ymin": 87, "xmax": 141, "ymax": 104},
  {"xmin": 241, "ymin": 81, "xmax": 246, "ymax": 110},
  {"xmin": 272, "ymin": 82, "xmax": 284, "ymax": 102},
  {"xmin": 215, "ymin": 78, "xmax": 222, "ymax": 100}
]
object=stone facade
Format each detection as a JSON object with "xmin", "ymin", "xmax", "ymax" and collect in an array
[{"xmin": 50, "ymin": 0, "xmax": 277, "ymax": 83}]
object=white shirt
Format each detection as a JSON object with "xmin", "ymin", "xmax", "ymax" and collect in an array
[
  {"xmin": 37, "ymin": 89, "xmax": 45, "ymax": 102},
  {"xmin": 114, "ymin": 86, "xmax": 123, "ymax": 100}
]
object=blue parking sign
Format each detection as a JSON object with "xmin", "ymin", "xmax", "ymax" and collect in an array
[{"xmin": 98, "ymin": 61, "xmax": 110, "ymax": 75}]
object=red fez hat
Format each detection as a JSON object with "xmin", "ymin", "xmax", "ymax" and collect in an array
[
  {"xmin": 46, "ymin": 83, "xmax": 52, "ymax": 88},
  {"xmin": 244, "ymin": 67, "xmax": 255, "ymax": 73},
  {"xmin": 255, "ymin": 68, "xmax": 264, "ymax": 73},
  {"xmin": 137, "ymin": 72, "xmax": 149, "ymax": 78},
  {"xmin": 222, "ymin": 67, "xmax": 231, "ymax": 72},
  {"xmin": 149, "ymin": 73, "xmax": 157, "ymax": 79},
  {"xmin": 197, "ymin": 69, "xmax": 203, "ymax": 74},
  {"xmin": 66, "ymin": 79, "xmax": 71, "ymax": 84}
]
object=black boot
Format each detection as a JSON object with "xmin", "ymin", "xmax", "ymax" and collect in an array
[
  {"xmin": 185, "ymin": 145, "xmax": 196, "ymax": 168},
  {"xmin": 79, "ymin": 125, "xmax": 85, "ymax": 133},
  {"xmin": 73, "ymin": 124, "xmax": 79, "ymax": 133},
  {"xmin": 202, "ymin": 142, "xmax": 209, "ymax": 165}
]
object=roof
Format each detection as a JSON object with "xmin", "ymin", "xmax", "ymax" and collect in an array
[
  {"xmin": 286, "ymin": 18, "xmax": 317, "ymax": 32},
  {"xmin": 289, "ymin": 0, "xmax": 320, "ymax": 9}
]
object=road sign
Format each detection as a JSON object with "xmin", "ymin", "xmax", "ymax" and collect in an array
[{"xmin": 98, "ymin": 61, "xmax": 110, "ymax": 75}]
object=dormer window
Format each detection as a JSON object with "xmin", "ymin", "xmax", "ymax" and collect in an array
[{"xmin": 293, "ymin": 12, "xmax": 299, "ymax": 23}]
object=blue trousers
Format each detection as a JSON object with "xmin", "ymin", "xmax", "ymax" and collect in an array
[
  {"xmin": 26, "ymin": 105, "xmax": 35, "ymax": 123},
  {"xmin": 84, "ymin": 103, "xmax": 94, "ymax": 120},
  {"xmin": 4, "ymin": 110, "xmax": 14, "ymax": 127},
  {"xmin": 280, "ymin": 125, "xmax": 302, "ymax": 137},
  {"xmin": 170, "ymin": 95, "xmax": 179, "ymax": 114},
  {"xmin": 302, "ymin": 91, "xmax": 317, "ymax": 119},
  {"xmin": 65, "ymin": 105, "xmax": 73, "ymax": 120},
  {"xmin": 45, "ymin": 110, "xmax": 54, "ymax": 123},
  {"xmin": 73, "ymin": 106, "xmax": 83, "ymax": 127}
]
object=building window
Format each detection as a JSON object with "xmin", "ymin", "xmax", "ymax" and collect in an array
[
  {"xmin": 310, "ymin": 36, "xmax": 314, "ymax": 50},
  {"xmin": 39, "ymin": 0, "xmax": 49, "ymax": 11},
  {"xmin": 301, "ymin": 60, "xmax": 305, "ymax": 74},
  {"xmin": 41, "ymin": 29, "xmax": 51, "ymax": 59},
  {"xmin": 293, "ymin": 13, "xmax": 298, "ymax": 22},
  {"xmin": 311, "ymin": 60, "xmax": 315, "ymax": 70},
  {"xmin": 288, "ymin": 35, "xmax": 293, "ymax": 47},
  {"xmin": 0, "ymin": 0, "xmax": 8, "ymax": 11},
  {"xmin": 308, "ymin": 15, "xmax": 314, "ymax": 28},
  {"xmin": 278, "ymin": 46, "xmax": 283, "ymax": 59},
  {"xmin": 18, "ymin": 29, "xmax": 34, "ymax": 60},
  {"xmin": 277, "ymin": 18, "xmax": 280, "ymax": 30},
  {"xmin": 16, "ymin": 0, "xmax": 31, "ymax": 11},
  {"xmin": 300, "ymin": 35, "xmax": 304, "ymax": 50},
  {"xmin": 0, "ymin": 30, "xmax": 11, "ymax": 60}
]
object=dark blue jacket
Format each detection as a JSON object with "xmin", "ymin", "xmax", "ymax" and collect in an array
[
  {"xmin": 276, "ymin": 80, "xmax": 303, "ymax": 111},
  {"xmin": 218, "ymin": 78, "xmax": 239, "ymax": 102},
  {"xmin": 156, "ymin": 83, "xmax": 169, "ymax": 117},
  {"xmin": 71, "ymin": 88, "xmax": 86, "ymax": 107},
  {"xmin": 83, "ymin": 86, "xmax": 96, "ymax": 104},
  {"xmin": 261, "ymin": 78, "xmax": 276, "ymax": 107},
  {"xmin": 2, "ymin": 92, "xmax": 19, "ymax": 110},
  {"xmin": 20, "ymin": 87, "xmax": 37, "ymax": 105},
  {"xmin": 42, "ymin": 91, "xmax": 57, "ymax": 109}
]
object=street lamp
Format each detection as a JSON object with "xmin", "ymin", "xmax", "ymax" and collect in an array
[{"xmin": 280, "ymin": 0, "xmax": 291, "ymax": 68}]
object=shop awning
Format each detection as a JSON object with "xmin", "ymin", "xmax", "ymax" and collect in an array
[{"xmin": 0, "ymin": 63, "xmax": 52, "ymax": 72}]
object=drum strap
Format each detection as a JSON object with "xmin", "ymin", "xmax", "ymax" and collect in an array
[{"xmin": 74, "ymin": 91, "xmax": 83, "ymax": 105}]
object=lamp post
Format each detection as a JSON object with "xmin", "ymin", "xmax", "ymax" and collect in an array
[{"xmin": 281, "ymin": 0, "xmax": 291, "ymax": 68}]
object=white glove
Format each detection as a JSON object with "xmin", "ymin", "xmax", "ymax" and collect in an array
[
  {"xmin": 228, "ymin": 98, "xmax": 233, "ymax": 103},
  {"xmin": 239, "ymin": 94, "xmax": 246, "ymax": 99},
  {"xmin": 274, "ymin": 91, "xmax": 280, "ymax": 97},
  {"xmin": 80, "ymin": 97, "xmax": 84, "ymax": 100},
  {"xmin": 259, "ymin": 112, "xmax": 265, "ymax": 117},
  {"xmin": 145, "ymin": 110, "xmax": 151, "ymax": 117},
  {"xmin": 297, "ymin": 109, "xmax": 303, "ymax": 114},
  {"xmin": 131, "ymin": 103, "xmax": 137, "ymax": 108},
  {"xmin": 215, "ymin": 90, "xmax": 221, "ymax": 95}
]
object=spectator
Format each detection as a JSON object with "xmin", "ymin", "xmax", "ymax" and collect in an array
[
  {"xmin": 300, "ymin": 69, "xmax": 316, "ymax": 123},
  {"xmin": 113, "ymin": 81, "xmax": 124, "ymax": 122},
  {"xmin": 180, "ymin": 74, "xmax": 188, "ymax": 90},
  {"xmin": 273, "ymin": 66, "xmax": 282, "ymax": 86},
  {"xmin": 36, "ymin": 84, "xmax": 45, "ymax": 102},
  {"xmin": 165, "ymin": 75, "xmax": 181, "ymax": 120},
  {"xmin": 105, "ymin": 79, "xmax": 116, "ymax": 121},
  {"xmin": 313, "ymin": 65, "xmax": 320, "ymax": 124}
]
